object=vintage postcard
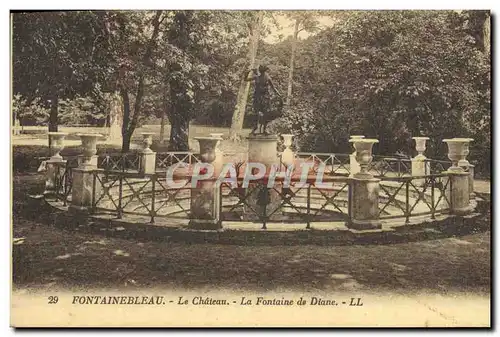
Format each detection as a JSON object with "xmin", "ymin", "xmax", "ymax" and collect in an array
[{"xmin": 10, "ymin": 9, "xmax": 491, "ymax": 327}]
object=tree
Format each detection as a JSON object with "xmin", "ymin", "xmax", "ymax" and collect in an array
[
  {"xmin": 111, "ymin": 11, "xmax": 164, "ymax": 152},
  {"xmin": 12, "ymin": 11, "xmax": 112, "ymax": 137},
  {"xmin": 282, "ymin": 11, "xmax": 320, "ymax": 107},
  {"xmin": 161, "ymin": 10, "xmax": 247, "ymax": 150},
  {"xmin": 273, "ymin": 11, "xmax": 489, "ymax": 174},
  {"xmin": 228, "ymin": 11, "xmax": 265, "ymax": 141}
]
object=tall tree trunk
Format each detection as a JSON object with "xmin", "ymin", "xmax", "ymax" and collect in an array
[
  {"xmin": 167, "ymin": 108, "xmax": 190, "ymax": 151},
  {"xmin": 108, "ymin": 91, "xmax": 123, "ymax": 145},
  {"xmin": 285, "ymin": 20, "xmax": 300, "ymax": 108},
  {"xmin": 160, "ymin": 112, "xmax": 167, "ymax": 144},
  {"xmin": 160, "ymin": 85, "xmax": 169, "ymax": 144},
  {"xmin": 121, "ymin": 88, "xmax": 131, "ymax": 152},
  {"xmin": 228, "ymin": 11, "xmax": 263, "ymax": 141},
  {"xmin": 120, "ymin": 10, "xmax": 163, "ymax": 153},
  {"xmin": 48, "ymin": 95, "xmax": 58, "ymax": 148},
  {"xmin": 49, "ymin": 95, "xmax": 58, "ymax": 132}
]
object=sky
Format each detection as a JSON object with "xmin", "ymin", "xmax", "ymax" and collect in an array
[{"xmin": 263, "ymin": 13, "xmax": 335, "ymax": 44}]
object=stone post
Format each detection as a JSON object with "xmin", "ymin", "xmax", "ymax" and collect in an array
[
  {"xmin": 44, "ymin": 132, "xmax": 68, "ymax": 195},
  {"xmin": 189, "ymin": 137, "xmax": 221, "ymax": 230},
  {"xmin": 209, "ymin": 133, "xmax": 224, "ymax": 177},
  {"xmin": 443, "ymin": 139, "xmax": 472, "ymax": 215},
  {"xmin": 70, "ymin": 133, "xmax": 102, "ymax": 214},
  {"xmin": 455, "ymin": 138, "xmax": 475, "ymax": 198},
  {"xmin": 245, "ymin": 134, "xmax": 282, "ymax": 223},
  {"xmin": 280, "ymin": 134, "xmax": 295, "ymax": 167},
  {"xmin": 349, "ymin": 135, "xmax": 365, "ymax": 177},
  {"xmin": 13, "ymin": 118, "xmax": 21, "ymax": 136},
  {"xmin": 347, "ymin": 138, "xmax": 381, "ymax": 230},
  {"xmin": 411, "ymin": 137, "xmax": 430, "ymax": 185},
  {"xmin": 139, "ymin": 132, "xmax": 156, "ymax": 175}
]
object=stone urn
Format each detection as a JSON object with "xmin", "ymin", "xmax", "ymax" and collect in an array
[
  {"xmin": 141, "ymin": 132, "xmax": 155, "ymax": 154},
  {"xmin": 77, "ymin": 133, "xmax": 102, "ymax": 167},
  {"xmin": 348, "ymin": 138, "xmax": 378, "ymax": 178},
  {"xmin": 48, "ymin": 132, "xmax": 69, "ymax": 160},
  {"xmin": 350, "ymin": 135, "xmax": 365, "ymax": 147},
  {"xmin": 412, "ymin": 136, "xmax": 430, "ymax": 159},
  {"xmin": 209, "ymin": 133, "xmax": 224, "ymax": 155},
  {"xmin": 280, "ymin": 134, "xmax": 295, "ymax": 167},
  {"xmin": 195, "ymin": 137, "xmax": 219, "ymax": 164},
  {"xmin": 454, "ymin": 138, "xmax": 474, "ymax": 167},
  {"xmin": 443, "ymin": 138, "xmax": 472, "ymax": 172}
]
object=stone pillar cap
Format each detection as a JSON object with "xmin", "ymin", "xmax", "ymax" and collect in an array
[
  {"xmin": 443, "ymin": 138, "xmax": 473, "ymax": 143},
  {"xmin": 349, "ymin": 138, "xmax": 378, "ymax": 143},
  {"xmin": 48, "ymin": 132, "xmax": 69, "ymax": 136},
  {"xmin": 246, "ymin": 134, "xmax": 278, "ymax": 140},
  {"xmin": 412, "ymin": 136, "xmax": 429, "ymax": 140},
  {"xmin": 195, "ymin": 136, "xmax": 220, "ymax": 141},
  {"xmin": 452, "ymin": 137, "xmax": 474, "ymax": 142},
  {"xmin": 76, "ymin": 133, "xmax": 104, "ymax": 138}
]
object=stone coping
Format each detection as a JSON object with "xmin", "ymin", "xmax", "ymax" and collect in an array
[{"xmin": 40, "ymin": 196, "xmax": 485, "ymax": 246}]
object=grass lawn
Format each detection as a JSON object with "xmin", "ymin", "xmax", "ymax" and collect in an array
[
  {"xmin": 12, "ymin": 124, "xmax": 251, "ymax": 154},
  {"xmin": 12, "ymin": 173, "xmax": 491, "ymax": 295}
]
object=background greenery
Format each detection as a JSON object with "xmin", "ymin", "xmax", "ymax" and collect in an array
[{"xmin": 12, "ymin": 10, "xmax": 490, "ymax": 175}]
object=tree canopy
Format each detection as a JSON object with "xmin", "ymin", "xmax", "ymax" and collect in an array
[{"xmin": 11, "ymin": 10, "xmax": 490, "ymax": 174}]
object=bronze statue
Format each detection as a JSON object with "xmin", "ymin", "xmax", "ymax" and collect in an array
[{"xmin": 246, "ymin": 65, "xmax": 283, "ymax": 135}]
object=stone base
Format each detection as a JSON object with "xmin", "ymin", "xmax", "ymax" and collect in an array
[
  {"xmin": 450, "ymin": 203, "xmax": 476, "ymax": 216},
  {"xmin": 44, "ymin": 158, "xmax": 67, "ymax": 194},
  {"xmin": 347, "ymin": 219, "xmax": 382, "ymax": 230},
  {"xmin": 189, "ymin": 181, "xmax": 220, "ymax": 229},
  {"xmin": 448, "ymin": 171, "xmax": 471, "ymax": 214},
  {"xmin": 350, "ymin": 176, "xmax": 381, "ymax": 229},
  {"xmin": 247, "ymin": 134, "xmax": 279, "ymax": 167},
  {"xmin": 242, "ymin": 184, "xmax": 282, "ymax": 221},
  {"xmin": 68, "ymin": 204, "xmax": 92, "ymax": 215},
  {"xmin": 188, "ymin": 219, "xmax": 222, "ymax": 230},
  {"xmin": 140, "ymin": 151, "xmax": 156, "ymax": 175},
  {"xmin": 411, "ymin": 157, "xmax": 430, "ymax": 185}
]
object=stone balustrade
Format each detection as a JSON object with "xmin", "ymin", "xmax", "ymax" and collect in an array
[{"xmin": 43, "ymin": 132, "xmax": 476, "ymax": 230}]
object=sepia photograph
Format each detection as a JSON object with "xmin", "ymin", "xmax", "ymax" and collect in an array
[{"xmin": 9, "ymin": 7, "xmax": 491, "ymax": 327}]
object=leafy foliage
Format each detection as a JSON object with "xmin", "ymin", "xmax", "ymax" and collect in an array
[{"xmin": 11, "ymin": 10, "xmax": 490, "ymax": 175}]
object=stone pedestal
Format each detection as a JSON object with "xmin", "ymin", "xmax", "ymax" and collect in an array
[
  {"xmin": 411, "ymin": 137, "xmax": 430, "ymax": 185},
  {"xmin": 189, "ymin": 180, "xmax": 221, "ymax": 230},
  {"xmin": 411, "ymin": 157, "xmax": 430, "ymax": 185},
  {"xmin": 244, "ymin": 135, "xmax": 281, "ymax": 223},
  {"xmin": 69, "ymin": 167, "xmax": 96, "ymax": 214},
  {"xmin": 139, "ymin": 132, "xmax": 156, "ymax": 174},
  {"xmin": 448, "ymin": 171, "xmax": 472, "ymax": 215},
  {"xmin": 13, "ymin": 119, "xmax": 20, "ymax": 135},
  {"xmin": 140, "ymin": 152, "xmax": 156, "ymax": 174},
  {"xmin": 248, "ymin": 134, "xmax": 279, "ymax": 166},
  {"xmin": 70, "ymin": 133, "xmax": 102, "ymax": 214},
  {"xmin": 44, "ymin": 158, "xmax": 67, "ymax": 195},
  {"xmin": 44, "ymin": 132, "xmax": 69, "ymax": 195},
  {"xmin": 189, "ymin": 137, "xmax": 221, "ymax": 230},
  {"xmin": 347, "ymin": 138, "xmax": 381, "ymax": 230},
  {"xmin": 348, "ymin": 177, "xmax": 382, "ymax": 230},
  {"xmin": 459, "ymin": 160, "xmax": 475, "ymax": 198}
]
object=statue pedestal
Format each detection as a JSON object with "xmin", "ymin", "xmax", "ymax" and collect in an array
[{"xmin": 244, "ymin": 134, "xmax": 281, "ymax": 224}]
